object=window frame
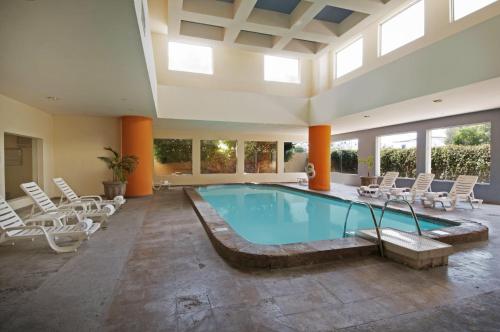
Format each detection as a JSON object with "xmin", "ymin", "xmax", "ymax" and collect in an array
[
  {"xmin": 450, "ymin": 0, "xmax": 498, "ymax": 22},
  {"xmin": 167, "ymin": 41, "xmax": 214, "ymax": 75},
  {"xmin": 378, "ymin": 0, "xmax": 425, "ymax": 57},
  {"xmin": 199, "ymin": 139, "xmax": 238, "ymax": 174},
  {"xmin": 153, "ymin": 138, "xmax": 194, "ymax": 176},
  {"xmin": 243, "ymin": 141, "xmax": 278, "ymax": 174},
  {"xmin": 263, "ymin": 55, "xmax": 301, "ymax": 84},
  {"xmin": 335, "ymin": 36, "xmax": 364, "ymax": 79},
  {"xmin": 427, "ymin": 122, "xmax": 491, "ymax": 183},
  {"xmin": 331, "ymin": 139, "xmax": 359, "ymax": 174},
  {"xmin": 375, "ymin": 131, "xmax": 418, "ymax": 178}
]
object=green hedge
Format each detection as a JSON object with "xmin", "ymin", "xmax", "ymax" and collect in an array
[
  {"xmin": 380, "ymin": 148, "xmax": 417, "ymax": 178},
  {"xmin": 431, "ymin": 144, "xmax": 490, "ymax": 183},
  {"xmin": 332, "ymin": 145, "xmax": 491, "ymax": 182},
  {"xmin": 331, "ymin": 150, "xmax": 358, "ymax": 174}
]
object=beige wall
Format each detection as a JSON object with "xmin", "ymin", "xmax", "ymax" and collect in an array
[
  {"xmin": 153, "ymin": 127, "xmax": 308, "ymax": 185},
  {"xmin": 152, "ymin": 33, "xmax": 313, "ymax": 98},
  {"xmin": 0, "ymin": 94, "xmax": 55, "ymax": 209},
  {"xmin": 53, "ymin": 115, "xmax": 121, "ymax": 197}
]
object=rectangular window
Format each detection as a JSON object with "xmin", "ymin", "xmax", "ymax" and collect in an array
[
  {"xmin": 244, "ymin": 141, "xmax": 278, "ymax": 173},
  {"xmin": 380, "ymin": 0, "xmax": 425, "ymax": 56},
  {"xmin": 200, "ymin": 140, "xmax": 237, "ymax": 174},
  {"xmin": 264, "ymin": 55, "xmax": 300, "ymax": 84},
  {"xmin": 378, "ymin": 132, "xmax": 417, "ymax": 178},
  {"xmin": 284, "ymin": 141, "xmax": 308, "ymax": 173},
  {"xmin": 430, "ymin": 123, "xmax": 491, "ymax": 183},
  {"xmin": 331, "ymin": 139, "xmax": 358, "ymax": 174},
  {"xmin": 153, "ymin": 139, "xmax": 193, "ymax": 175},
  {"xmin": 452, "ymin": 0, "xmax": 497, "ymax": 21},
  {"xmin": 4, "ymin": 133, "xmax": 39, "ymax": 200},
  {"xmin": 336, "ymin": 37, "xmax": 363, "ymax": 78},
  {"xmin": 168, "ymin": 42, "xmax": 213, "ymax": 74}
]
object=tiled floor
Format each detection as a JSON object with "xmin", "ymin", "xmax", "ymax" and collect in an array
[{"xmin": 1, "ymin": 186, "xmax": 500, "ymax": 331}]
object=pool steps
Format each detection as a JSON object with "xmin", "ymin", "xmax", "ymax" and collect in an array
[{"xmin": 357, "ymin": 228, "xmax": 454, "ymax": 269}]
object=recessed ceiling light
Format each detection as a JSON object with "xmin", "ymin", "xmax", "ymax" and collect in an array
[
  {"xmin": 433, "ymin": 99, "xmax": 443, "ymax": 103},
  {"xmin": 363, "ymin": 115, "xmax": 370, "ymax": 118},
  {"xmin": 46, "ymin": 96, "xmax": 60, "ymax": 101}
]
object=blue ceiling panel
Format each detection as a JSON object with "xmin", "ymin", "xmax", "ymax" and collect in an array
[
  {"xmin": 255, "ymin": 0, "xmax": 301, "ymax": 15},
  {"xmin": 314, "ymin": 6, "xmax": 353, "ymax": 24}
]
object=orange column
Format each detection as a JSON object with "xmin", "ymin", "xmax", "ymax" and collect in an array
[
  {"xmin": 121, "ymin": 116, "xmax": 153, "ymax": 197},
  {"xmin": 308, "ymin": 125, "xmax": 331, "ymax": 191}
]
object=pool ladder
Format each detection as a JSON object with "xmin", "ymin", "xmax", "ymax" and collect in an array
[{"xmin": 342, "ymin": 199, "xmax": 423, "ymax": 258}]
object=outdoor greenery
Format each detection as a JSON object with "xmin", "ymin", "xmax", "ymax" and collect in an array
[
  {"xmin": 445, "ymin": 123, "xmax": 491, "ymax": 145},
  {"xmin": 331, "ymin": 150, "xmax": 358, "ymax": 174},
  {"xmin": 97, "ymin": 147, "xmax": 138, "ymax": 182},
  {"xmin": 284, "ymin": 142, "xmax": 305, "ymax": 162},
  {"xmin": 380, "ymin": 148, "xmax": 417, "ymax": 178},
  {"xmin": 432, "ymin": 144, "xmax": 490, "ymax": 183},
  {"xmin": 153, "ymin": 139, "xmax": 192, "ymax": 163},
  {"xmin": 200, "ymin": 140, "xmax": 237, "ymax": 174},
  {"xmin": 244, "ymin": 141, "xmax": 277, "ymax": 173}
]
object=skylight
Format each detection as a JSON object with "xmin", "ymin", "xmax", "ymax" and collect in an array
[
  {"xmin": 168, "ymin": 42, "xmax": 213, "ymax": 75},
  {"xmin": 380, "ymin": 1, "xmax": 425, "ymax": 56},
  {"xmin": 264, "ymin": 55, "xmax": 300, "ymax": 84},
  {"xmin": 452, "ymin": 0, "xmax": 497, "ymax": 21},
  {"xmin": 336, "ymin": 37, "xmax": 363, "ymax": 78}
]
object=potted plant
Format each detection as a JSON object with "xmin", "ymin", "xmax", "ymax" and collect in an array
[
  {"xmin": 98, "ymin": 147, "xmax": 138, "ymax": 199},
  {"xmin": 358, "ymin": 156, "xmax": 377, "ymax": 186}
]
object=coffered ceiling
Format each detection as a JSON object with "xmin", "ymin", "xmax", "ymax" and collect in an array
[{"xmin": 162, "ymin": 0, "xmax": 395, "ymax": 56}]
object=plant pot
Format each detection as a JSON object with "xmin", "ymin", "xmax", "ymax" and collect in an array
[
  {"xmin": 102, "ymin": 181, "xmax": 127, "ymax": 200},
  {"xmin": 360, "ymin": 176, "xmax": 378, "ymax": 186}
]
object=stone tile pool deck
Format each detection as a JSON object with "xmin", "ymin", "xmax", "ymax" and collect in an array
[{"xmin": 1, "ymin": 184, "xmax": 499, "ymax": 331}]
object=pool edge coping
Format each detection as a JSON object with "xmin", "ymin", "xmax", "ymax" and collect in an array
[{"xmin": 183, "ymin": 183, "xmax": 488, "ymax": 269}]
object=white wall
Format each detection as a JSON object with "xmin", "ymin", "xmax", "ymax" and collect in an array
[
  {"xmin": 313, "ymin": 0, "xmax": 500, "ymax": 96},
  {"xmin": 0, "ymin": 94, "xmax": 55, "ymax": 209},
  {"xmin": 153, "ymin": 127, "xmax": 308, "ymax": 185},
  {"xmin": 152, "ymin": 32, "xmax": 313, "ymax": 98},
  {"xmin": 156, "ymin": 85, "xmax": 309, "ymax": 126}
]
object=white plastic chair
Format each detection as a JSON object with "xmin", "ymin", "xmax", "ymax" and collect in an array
[
  {"xmin": 422, "ymin": 175, "xmax": 483, "ymax": 211},
  {"xmin": 0, "ymin": 197, "xmax": 99, "ymax": 253},
  {"xmin": 53, "ymin": 178, "xmax": 125, "ymax": 210},
  {"xmin": 20, "ymin": 182, "xmax": 114, "ymax": 227},
  {"xmin": 357, "ymin": 172, "xmax": 399, "ymax": 198},
  {"xmin": 389, "ymin": 173, "xmax": 435, "ymax": 202}
]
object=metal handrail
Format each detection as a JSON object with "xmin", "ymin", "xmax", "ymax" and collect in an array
[
  {"xmin": 343, "ymin": 201, "xmax": 384, "ymax": 257},
  {"xmin": 378, "ymin": 199, "xmax": 422, "ymax": 236}
]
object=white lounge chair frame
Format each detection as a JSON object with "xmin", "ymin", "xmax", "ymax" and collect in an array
[
  {"xmin": 421, "ymin": 175, "xmax": 483, "ymax": 211},
  {"xmin": 357, "ymin": 172, "xmax": 399, "ymax": 198},
  {"xmin": 53, "ymin": 178, "xmax": 124, "ymax": 210},
  {"xmin": 388, "ymin": 173, "xmax": 435, "ymax": 202},
  {"xmin": 0, "ymin": 197, "xmax": 99, "ymax": 253},
  {"xmin": 20, "ymin": 182, "xmax": 114, "ymax": 227}
]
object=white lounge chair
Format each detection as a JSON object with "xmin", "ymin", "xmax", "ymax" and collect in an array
[
  {"xmin": 388, "ymin": 173, "xmax": 435, "ymax": 202},
  {"xmin": 421, "ymin": 175, "xmax": 483, "ymax": 211},
  {"xmin": 20, "ymin": 182, "xmax": 115, "ymax": 227},
  {"xmin": 357, "ymin": 172, "xmax": 399, "ymax": 198},
  {"xmin": 0, "ymin": 197, "xmax": 99, "ymax": 253},
  {"xmin": 53, "ymin": 178, "xmax": 125, "ymax": 210}
]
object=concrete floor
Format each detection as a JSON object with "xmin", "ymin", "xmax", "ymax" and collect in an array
[{"xmin": 1, "ymin": 186, "xmax": 500, "ymax": 331}]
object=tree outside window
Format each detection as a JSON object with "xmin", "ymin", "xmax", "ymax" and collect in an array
[
  {"xmin": 200, "ymin": 140, "xmax": 237, "ymax": 174},
  {"xmin": 244, "ymin": 141, "xmax": 277, "ymax": 173}
]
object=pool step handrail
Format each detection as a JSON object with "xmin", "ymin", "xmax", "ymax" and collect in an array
[
  {"xmin": 379, "ymin": 199, "xmax": 422, "ymax": 236},
  {"xmin": 343, "ymin": 201, "xmax": 384, "ymax": 257}
]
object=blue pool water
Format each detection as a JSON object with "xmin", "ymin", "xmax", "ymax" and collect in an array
[{"xmin": 196, "ymin": 184, "xmax": 452, "ymax": 245}]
